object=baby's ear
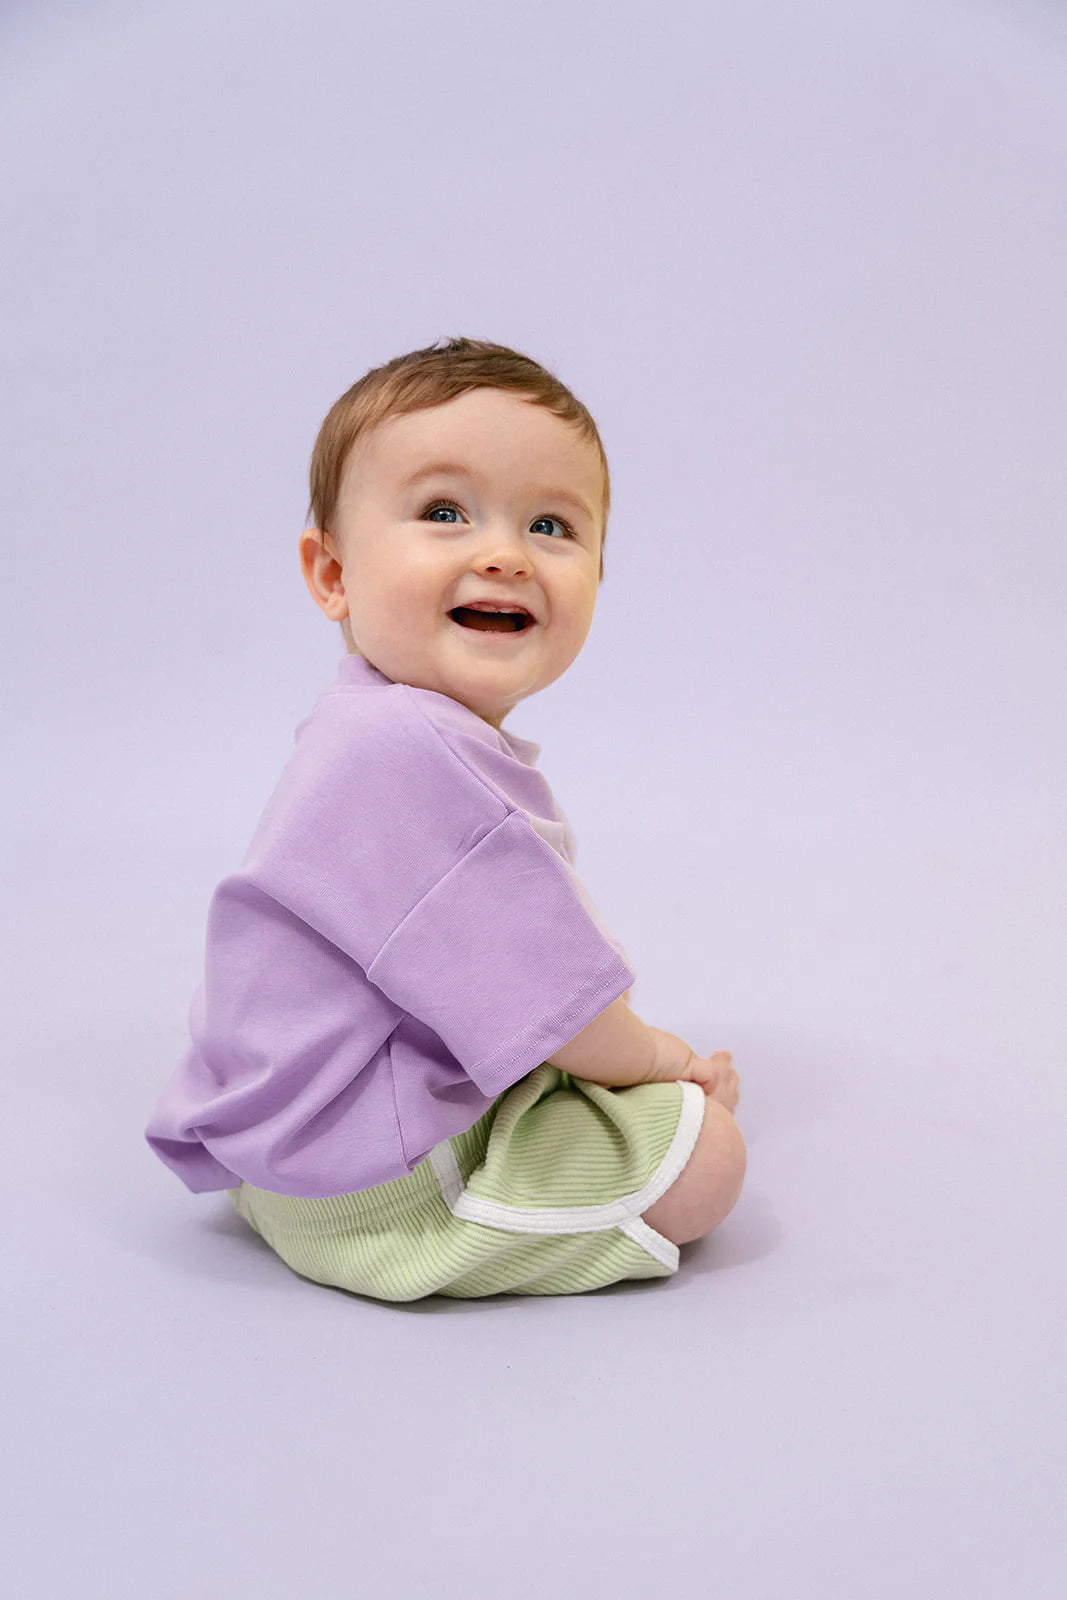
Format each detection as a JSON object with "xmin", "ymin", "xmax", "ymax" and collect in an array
[{"xmin": 298, "ymin": 527, "xmax": 348, "ymax": 623}]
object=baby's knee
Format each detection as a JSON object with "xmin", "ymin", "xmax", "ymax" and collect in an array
[
  {"xmin": 706, "ymin": 1097, "xmax": 747, "ymax": 1216},
  {"xmin": 641, "ymin": 1096, "xmax": 746, "ymax": 1247}
]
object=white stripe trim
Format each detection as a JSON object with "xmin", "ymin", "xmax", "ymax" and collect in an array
[
  {"xmin": 617, "ymin": 1215, "xmax": 679, "ymax": 1272},
  {"xmin": 427, "ymin": 1079, "xmax": 707, "ymax": 1273}
]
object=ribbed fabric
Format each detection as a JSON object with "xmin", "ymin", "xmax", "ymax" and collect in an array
[{"xmin": 231, "ymin": 1068, "xmax": 707, "ymax": 1301}]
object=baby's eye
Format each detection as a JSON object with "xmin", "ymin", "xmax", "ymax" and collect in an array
[
  {"xmin": 421, "ymin": 499, "xmax": 576, "ymax": 540},
  {"xmin": 529, "ymin": 515, "xmax": 575, "ymax": 540},
  {"xmin": 422, "ymin": 498, "xmax": 465, "ymax": 523}
]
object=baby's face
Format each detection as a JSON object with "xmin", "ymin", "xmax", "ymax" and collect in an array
[{"xmin": 304, "ymin": 387, "xmax": 605, "ymax": 729}]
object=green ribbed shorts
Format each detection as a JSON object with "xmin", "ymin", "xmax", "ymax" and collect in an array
[{"xmin": 230, "ymin": 1065, "xmax": 707, "ymax": 1301}]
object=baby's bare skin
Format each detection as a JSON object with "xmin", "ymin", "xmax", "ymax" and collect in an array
[
  {"xmin": 564, "ymin": 1001, "xmax": 744, "ymax": 1246},
  {"xmin": 620, "ymin": 992, "xmax": 740, "ymax": 1112},
  {"xmin": 687, "ymin": 1051, "xmax": 739, "ymax": 1113},
  {"xmin": 639, "ymin": 1026, "xmax": 744, "ymax": 1245},
  {"xmin": 646, "ymin": 1024, "xmax": 740, "ymax": 1113}
]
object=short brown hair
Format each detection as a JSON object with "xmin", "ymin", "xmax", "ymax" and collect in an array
[{"xmin": 306, "ymin": 335, "xmax": 611, "ymax": 581}]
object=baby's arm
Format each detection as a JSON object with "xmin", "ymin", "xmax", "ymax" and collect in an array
[
  {"xmin": 546, "ymin": 995, "xmax": 659, "ymax": 1083},
  {"xmin": 546, "ymin": 997, "xmax": 739, "ymax": 1109}
]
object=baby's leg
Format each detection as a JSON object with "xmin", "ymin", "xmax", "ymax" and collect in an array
[{"xmin": 641, "ymin": 1096, "xmax": 746, "ymax": 1246}]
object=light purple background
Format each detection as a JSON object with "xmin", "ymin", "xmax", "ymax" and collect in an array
[{"xmin": 3, "ymin": 2, "xmax": 1064, "ymax": 1595}]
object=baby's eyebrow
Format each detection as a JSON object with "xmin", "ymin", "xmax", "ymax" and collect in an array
[{"xmin": 399, "ymin": 461, "xmax": 594, "ymax": 523}]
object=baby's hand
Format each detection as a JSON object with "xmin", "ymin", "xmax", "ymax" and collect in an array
[
  {"xmin": 646, "ymin": 1026, "xmax": 740, "ymax": 1113},
  {"xmin": 683, "ymin": 1050, "xmax": 740, "ymax": 1113}
]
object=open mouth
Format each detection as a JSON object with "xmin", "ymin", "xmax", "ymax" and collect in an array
[{"xmin": 449, "ymin": 608, "xmax": 534, "ymax": 633}]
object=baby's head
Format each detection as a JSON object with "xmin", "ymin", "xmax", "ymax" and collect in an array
[{"xmin": 299, "ymin": 336, "xmax": 611, "ymax": 730}]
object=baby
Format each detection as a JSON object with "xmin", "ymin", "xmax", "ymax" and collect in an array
[{"xmin": 145, "ymin": 335, "xmax": 745, "ymax": 1301}]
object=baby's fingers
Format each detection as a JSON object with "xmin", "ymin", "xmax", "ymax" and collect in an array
[
  {"xmin": 704, "ymin": 1051, "xmax": 740, "ymax": 1112},
  {"xmin": 684, "ymin": 1048, "xmax": 733, "ymax": 1089},
  {"xmin": 711, "ymin": 1074, "xmax": 740, "ymax": 1113}
]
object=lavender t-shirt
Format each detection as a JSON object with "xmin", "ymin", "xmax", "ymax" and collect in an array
[{"xmin": 144, "ymin": 652, "xmax": 636, "ymax": 1198}]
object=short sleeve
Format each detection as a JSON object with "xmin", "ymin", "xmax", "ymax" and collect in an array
[{"xmin": 367, "ymin": 809, "xmax": 635, "ymax": 1098}]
